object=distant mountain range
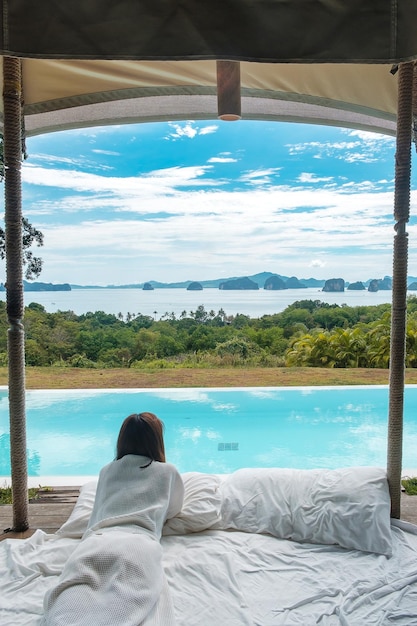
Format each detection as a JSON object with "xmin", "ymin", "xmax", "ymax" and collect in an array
[
  {"xmin": 70, "ymin": 272, "xmax": 417, "ymax": 290},
  {"xmin": 5, "ymin": 272, "xmax": 417, "ymax": 292},
  {"xmin": 0, "ymin": 280, "xmax": 71, "ymax": 292}
]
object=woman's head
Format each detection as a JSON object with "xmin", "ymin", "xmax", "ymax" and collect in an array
[{"xmin": 116, "ymin": 412, "xmax": 166, "ymax": 462}]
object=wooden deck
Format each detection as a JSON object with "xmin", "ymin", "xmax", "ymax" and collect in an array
[
  {"xmin": 0, "ymin": 486, "xmax": 80, "ymax": 540},
  {"xmin": 1, "ymin": 487, "xmax": 417, "ymax": 541}
]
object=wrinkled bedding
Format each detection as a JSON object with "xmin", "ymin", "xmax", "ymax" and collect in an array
[{"xmin": 1, "ymin": 467, "xmax": 417, "ymax": 625}]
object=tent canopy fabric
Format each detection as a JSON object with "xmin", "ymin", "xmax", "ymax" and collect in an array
[
  {"xmin": 7, "ymin": 59, "xmax": 400, "ymax": 137},
  {"xmin": 2, "ymin": 0, "xmax": 417, "ymax": 63},
  {"xmin": 0, "ymin": 2, "xmax": 416, "ymax": 137}
]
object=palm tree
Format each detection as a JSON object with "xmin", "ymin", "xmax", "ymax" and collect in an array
[
  {"xmin": 367, "ymin": 315, "xmax": 391, "ymax": 368},
  {"xmin": 285, "ymin": 333, "xmax": 315, "ymax": 366},
  {"xmin": 330, "ymin": 327, "xmax": 367, "ymax": 368},
  {"xmin": 309, "ymin": 331, "xmax": 337, "ymax": 367}
]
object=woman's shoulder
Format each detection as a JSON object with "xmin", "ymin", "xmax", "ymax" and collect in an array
[
  {"xmin": 98, "ymin": 454, "xmax": 150, "ymax": 475},
  {"xmin": 167, "ymin": 461, "xmax": 182, "ymax": 475},
  {"xmin": 99, "ymin": 455, "xmax": 181, "ymax": 480},
  {"xmin": 152, "ymin": 461, "xmax": 183, "ymax": 484}
]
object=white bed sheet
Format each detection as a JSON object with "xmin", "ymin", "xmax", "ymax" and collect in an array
[{"xmin": 1, "ymin": 521, "xmax": 417, "ymax": 625}]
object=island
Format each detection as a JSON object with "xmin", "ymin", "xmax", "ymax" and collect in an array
[
  {"xmin": 347, "ymin": 281, "xmax": 366, "ymax": 291},
  {"xmin": 322, "ymin": 278, "xmax": 345, "ymax": 292},
  {"xmin": 219, "ymin": 277, "xmax": 259, "ymax": 290},
  {"xmin": 0, "ymin": 281, "xmax": 72, "ymax": 292},
  {"xmin": 187, "ymin": 281, "xmax": 203, "ymax": 291},
  {"xmin": 285, "ymin": 276, "xmax": 306, "ymax": 289},
  {"xmin": 264, "ymin": 275, "xmax": 286, "ymax": 290},
  {"xmin": 368, "ymin": 277, "xmax": 392, "ymax": 292}
]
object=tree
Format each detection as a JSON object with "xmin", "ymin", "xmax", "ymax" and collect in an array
[
  {"xmin": 0, "ymin": 135, "xmax": 43, "ymax": 280},
  {"xmin": 366, "ymin": 314, "xmax": 391, "ymax": 368},
  {"xmin": 0, "ymin": 216, "xmax": 44, "ymax": 279},
  {"xmin": 329, "ymin": 327, "xmax": 367, "ymax": 367}
]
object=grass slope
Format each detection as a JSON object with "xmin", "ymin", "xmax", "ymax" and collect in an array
[{"xmin": 0, "ymin": 366, "xmax": 415, "ymax": 389}]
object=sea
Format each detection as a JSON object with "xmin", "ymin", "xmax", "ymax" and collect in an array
[{"xmin": 0, "ymin": 287, "xmax": 402, "ymax": 320}]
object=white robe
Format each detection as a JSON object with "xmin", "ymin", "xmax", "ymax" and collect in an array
[{"xmin": 42, "ymin": 455, "xmax": 184, "ymax": 626}]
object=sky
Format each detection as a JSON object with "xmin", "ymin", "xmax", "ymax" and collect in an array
[{"xmin": 6, "ymin": 119, "xmax": 417, "ymax": 286}]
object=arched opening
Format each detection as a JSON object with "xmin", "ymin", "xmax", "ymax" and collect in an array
[{"xmin": 1, "ymin": 2, "xmax": 416, "ymax": 530}]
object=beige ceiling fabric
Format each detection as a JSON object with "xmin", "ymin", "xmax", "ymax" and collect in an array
[{"xmin": 0, "ymin": 59, "xmax": 400, "ymax": 136}]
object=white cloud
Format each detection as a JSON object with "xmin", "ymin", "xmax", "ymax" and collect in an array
[
  {"xmin": 240, "ymin": 168, "xmax": 281, "ymax": 185},
  {"xmin": 165, "ymin": 122, "xmax": 198, "ymax": 140},
  {"xmin": 199, "ymin": 125, "xmax": 219, "ymax": 135},
  {"xmin": 207, "ymin": 156, "xmax": 237, "ymax": 163},
  {"xmin": 91, "ymin": 149, "xmax": 121, "ymax": 156},
  {"xmin": 28, "ymin": 154, "xmax": 81, "ymax": 166},
  {"xmin": 21, "ymin": 164, "xmax": 219, "ymax": 206},
  {"xmin": 346, "ymin": 129, "xmax": 394, "ymax": 144},
  {"xmin": 164, "ymin": 121, "xmax": 219, "ymax": 141},
  {"xmin": 344, "ymin": 153, "xmax": 379, "ymax": 164},
  {"xmin": 27, "ymin": 153, "xmax": 114, "ymax": 173},
  {"xmin": 298, "ymin": 173, "xmax": 334, "ymax": 184},
  {"xmin": 287, "ymin": 133, "xmax": 394, "ymax": 164},
  {"xmin": 16, "ymin": 122, "xmax": 409, "ymax": 286},
  {"xmin": 28, "ymin": 182, "xmax": 406, "ymax": 286}
]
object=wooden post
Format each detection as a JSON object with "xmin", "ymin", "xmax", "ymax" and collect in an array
[
  {"xmin": 216, "ymin": 61, "xmax": 241, "ymax": 121},
  {"xmin": 3, "ymin": 55, "xmax": 28, "ymax": 532},
  {"xmin": 387, "ymin": 62, "xmax": 414, "ymax": 519}
]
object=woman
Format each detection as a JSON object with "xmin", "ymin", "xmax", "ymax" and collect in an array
[{"xmin": 42, "ymin": 412, "xmax": 184, "ymax": 626}]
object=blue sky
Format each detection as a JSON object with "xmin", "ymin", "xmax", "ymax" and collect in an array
[{"xmin": 10, "ymin": 119, "xmax": 417, "ymax": 286}]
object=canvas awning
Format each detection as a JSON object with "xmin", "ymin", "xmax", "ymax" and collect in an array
[
  {"xmin": 2, "ymin": 0, "xmax": 417, "ymax": 532},
  {"xmin": 0, "ymin": 59, "xmax": 402, "ymax": 137},
  {"xmin": 0, "ymin": 1, "xmax": 416, "ymax": 137},
  {"xmin": 2, "ymin": 0, "xmax": 417, "ymax": 63}
]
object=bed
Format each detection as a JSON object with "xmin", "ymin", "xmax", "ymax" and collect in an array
[{"xmin": 1, "ymin": 466, "xmax": 417, "ymax": 625}]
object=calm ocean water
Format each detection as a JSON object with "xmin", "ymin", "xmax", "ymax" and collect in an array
[{"xmin": 0, "ymin": 287, "xmax": 398, "ymax": 319}]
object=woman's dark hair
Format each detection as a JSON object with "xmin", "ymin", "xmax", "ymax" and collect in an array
[{"xmin": 116, "ymin": 412, "xmax": 166, "ymax": 462}]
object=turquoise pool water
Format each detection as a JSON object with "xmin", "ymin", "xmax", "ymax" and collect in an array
[{"xmin": 0, "ymin": 386, "xmax": 416, "ymax": 478}]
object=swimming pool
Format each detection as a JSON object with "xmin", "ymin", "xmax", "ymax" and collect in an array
[{"xmin": 1, "ymin": 386, "xmax": 417, "ymax": 482}]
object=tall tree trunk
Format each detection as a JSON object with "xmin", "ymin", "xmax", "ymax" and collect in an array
[{"xmin": 3, "ymin": 56, "xmax": 28, "ymax": 531}]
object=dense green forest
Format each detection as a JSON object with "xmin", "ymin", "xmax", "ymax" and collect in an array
[{"xmin": 1, "ymin": 297, "xmax": 417, "ymax": 369}]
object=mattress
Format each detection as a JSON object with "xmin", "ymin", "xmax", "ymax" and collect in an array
[{"xmin": 1, "ymin": 467, "xmax": 417, "ymax": 625}]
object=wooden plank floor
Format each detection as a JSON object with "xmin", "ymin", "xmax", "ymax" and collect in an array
[
  {"xmin": 0, "ymin": 487, "xmax": 80, "ymax": 540},
  {"xmin": 1, "ymin": 487, "xmax": 417, "ymax": 541}
]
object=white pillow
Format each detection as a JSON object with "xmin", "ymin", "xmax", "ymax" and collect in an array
[
  {"xmin": 56, "ymin": 480, "xmax": 98, "ymax": 538},
  {"xmin": 57, "ymin": 473, "xmax": 222, "ymax": 538},
  {"xmin": 162, "ymin": 472, "xmax": 222, "ymax": 535},
  {"xmin": 218, "ymin": 467, "xmax": 393, "ymax": 556}
]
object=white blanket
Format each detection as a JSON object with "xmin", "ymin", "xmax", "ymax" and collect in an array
[
  {"xmin": 1, "ymin": 523, "xmax": 417, "ymax": 625},
  {"xmin": 1, "ymin": 468, "xmax": 417, "ymax": 625},
  {"xmin": 40, "ymin": 529, "xmax": 175, "ymax": 626},
  {"xmin": 163, "ymin": 523, "xmax": 417, "ymax": 625}
]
